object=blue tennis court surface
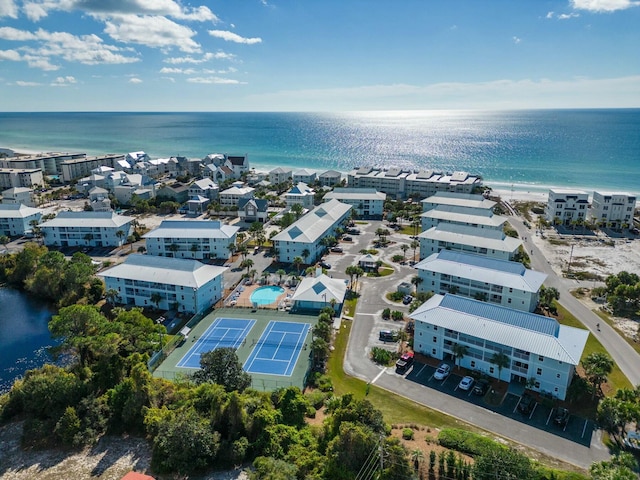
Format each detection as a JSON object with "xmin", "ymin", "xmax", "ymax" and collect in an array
[
  {"xmin": 244, "ymin": 321, "xmax": 310, "ymax": 376},
  {"xmin": 177, "ymin": 317, "xmax": 255, "ymax": 369}
]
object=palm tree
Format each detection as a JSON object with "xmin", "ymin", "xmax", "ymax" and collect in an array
[
  {"xmin": 292, "ymin": 256, "xmax": 303, "ymax": 273},
  {"xmin": 353, "ymin": 266, "xmax": 364, "ymax": 291},
  {"xmin": 84, "ymin": 233, "xmax": 94, "ymax": 246},
  {"xmin": 411, "ymin": 275, "xmax": 424, "ymax": 295},
  {"xmin": 137, "ymin": 245, "xmax": 147, "ymax": 254},
  {"xmin": 490, "ymin": 352, "xmax": 510, "ymax": 381},
  {"xmin": 150, "ymin": 292, "xmax": 163, "ymax": 310},
  {"xmin": 116, "ymin": 229, "xmax": 126, "ymax": 247},
  {"xmin": 400, "ymin": 244, "xmax": 409, "ymax": 263},
  {"xmin": 301, "ymin": 249, "xmax": 310, "ymax": 264},
  {"xmin": 276, "ymin": 269, "xmax": 286, "ymax": 285},
  {"xmin": 227, "ymin": 242, "xmax": 236, "ymax": 258},
  {"xmin": 237, "ymin": 244, "xmax": 248, "ymax": 260},
  {"xmin": 410, "ymin": 449, "xmax": 424, "ymax": 472},
  {"xmin": 345, "ymin": 265, "xmax": 359, "ymax": 290},
  {"xmin": 261, "ymin": 271, "xmax": 270, "ymax": 285},
  {"xmin": 241, "ymin": 258, "xmax": 254, "ymax": 273},
  {"xmin": 105, "ymin": 288, "xmax": 119, "ymax": 305},
  {"xmin": 190, "ymin": 243, "xmax": 199, "ymax": 258},
  {"xmin": 237, "ymin": 232, "xmax": 246, "ymax": 245},
  {"xmin": 0, "ymin": 235, "xmax": 9, "ymax": 253},
  {"xmin": 291, "ymin": 202, "xmax": 304, "ymax": 219},
  {"xmin": 451, "ymin": 343, "xmax": 469, "ymax": 371},
  {"xmin": 167, "ymin": 243, "xmax": 180, "ymax": 257},
  {"xmin": 410, "ymin": 240, "xmax": 419, "ymax": 262}
]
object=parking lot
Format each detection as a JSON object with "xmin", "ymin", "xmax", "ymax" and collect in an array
[{"xmin": 404, "ymin": 361, "xmax": 595, "ymax": 447}]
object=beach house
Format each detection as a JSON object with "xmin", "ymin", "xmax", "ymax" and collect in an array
[
  {"xmin": 414, "ymin": 250, "xmax": 547, "ymax": 312},
  {"xmin": 1, "ymin": 187, "xmax": 35, "ymax": 207},
  {"xmin": 269, "ymin": 167, "xmax": 293, "ymax": 185},
  {"xmin": 0, "ymin": 204, "xmax": 43, "ymax": 237},
  {"xmin": 188, "ymin": 178, "xmax": 219, "ymax": 201},
  {"xmin": 318, "ymin": 170, "xmax": 343, "ymax": 187},
  {"xmin": 410, "ymin": 294, "xmax": 589, "ymax": 400},
  {"xmin": 238, "ymin": 198, "xmax": 269, "ymax": 224},
  {"xmin": 292, "ymin": 169, "xmax": 317, "ymax": 185},
  {"xmin": 285, "ymin": 182, "xmax": 315, "ymax": 209},
  {"xmin": 272, "ymin": 199, "xmax": 352, "ymax": 264},
  {"xmin": 143, "ymin": 220, "xmax": 239, "ymax": 260},
  {"xmin": 591, "ymin": 191, "xmax": 637, "ymax": 230},
  {"xmin": 545, "ymin": 189, "xmax": 589, "ymax": 226},
  {"xmin": 219, "ymin": 185, "xmax": 255, "ymax": 208},
  {"xmin": 323, "ymin": 188, "xmax": 386, "ymax": 219},
  {"xmin": 98, "ymin": 254, "xmax": 226, "ymax": 314},
  {"xmin": 40, "ymin": 211, "xmax": 133, "ymax": 248},
  {"xmin": 418, "ymin": 223, "xmax": 522, "ymax": 261}
]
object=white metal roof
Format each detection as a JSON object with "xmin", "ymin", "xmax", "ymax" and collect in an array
[
  {"xmin": 415, "ymin": 251, "xmax": 546, "ymax": 292},
  {"xmin": 0, "ymin": 204, "xmax": 42, "ymax": 218},
  {"xmin": 419, "ymin": 224, "xmax": 522, "ymax": 253},
  {"xmin": 143, "ymin": 220, "xmax": 239, "ymax": 240},
  {"xmin": 220, "ymin": 186, "xmax": 254, "ymax": 195},
  {"xmin": 291, "ymin": 274, "xmax": 347, "ymax": 304},
  {"xmin": 421, "ymin": 192, "xmax": 496, "ymax": 210},
  {"xmin": 421, "ymin": 208, "xmax": 506, "ymax": 228},
  {"xmin": 324, "ymin": 188, "xmax": 386, "ymax": 201},
  {"xmin": 40, "ymin": 211, "xmax": 133, "ymax": 228},
  {"xmin": 411, "ymin": 294, "xmax": 588, "ymax": 365},
  {"xmin": 98, "ymin": 254, "xmax": 226, "ymax": 288},
  {"xmin": 272, "ymin": 199, "xmax": 352, "ymax": 244}
]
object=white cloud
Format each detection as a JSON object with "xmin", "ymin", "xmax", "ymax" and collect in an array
[
  {"xmin": 15, "ymin": 80, "xmax": 42, "ymax": 86},
  {"xmin": 512, "ymin": 36, "xmax": 521, "ymax": 44},
  {"xmin": 104, "ymin": 14, "xmax": 200, "ymax": 52},
  {"xmin": 186, "ymin": 76, "xmax": 242, "ymax": 84},
  {"xmin": 0, "ymin": 0, "xmax": 18, "ymax": 18},
  {"xmin": 129, "ymin": 77, "xmax": 143, "ymax": 83},
  {"xmin": 208, "ymin": 30, "xmax": 262, "ymax": 45},
  {"xmin": 0, "ymin": 26, "xmax": 37, "ymax": 41},
  {"xmin": 571, "ymin": 0, "xmax": 640, "ymax": 12},
  {"xmin": 546, "ymin": 11, "xmax": 555, "ymax": 18},
  {"xmin": 162, "ymin": 76, "xmax": 175, "ymax": 83},
  {"xmin": 22, "ymin": 0, "xmax": 220, "ymax": 22},
  {"xmin": 163, "ymin": 51, "xmax": 235, "ymax": 64},
  {"xmin": 0, "ymin": 49, "xmax": 21, "ymax": 61},
  {"xmin": 547, "ymin": 11, "xmax": 581, "ymax": 19},
  {"xmin": 51, "ymin": 75, "xmax": 77, "ymax": 86}
]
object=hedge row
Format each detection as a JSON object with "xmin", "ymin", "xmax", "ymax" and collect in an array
[{"xmin": 437, "ymin": 428, "xmax": 505, "ymax": 457}]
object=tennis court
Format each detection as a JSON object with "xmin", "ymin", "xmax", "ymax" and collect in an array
[
  {"xmin": 244, "ymin": 321, "xmax": 311, "ymax": 376},
  {"xmin": 177, "ymin": 317, "xmax": 256, "ymax": 369}
]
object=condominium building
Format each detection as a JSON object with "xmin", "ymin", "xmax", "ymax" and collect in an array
[
  {"xmin": 98, "ymin": 254, "xmax": 226, "ymax": 314},
  {"xmin": 2, "ymin": 187, "xmax": 35, "ymax": 207},
  {"xmin": 0, "ymin": 168, "xmax": 44, "ymax": 189},
  {"xmin": 422, "ymin": 191, "xmax": 496, "ymax": 213},
  {"xmin": 292, "ymin": 169, "xmax": 317, "ymax": 185},
  {"xmin": 421, "ymin": 205, "xmax": 506, "ymax": 232},
  {"xmin": 143, "ymin": 220, "xmax": 239, "ymax": 260},
  {"xmin": 0, "ymin": 204, "xmax": 43, "ymax": 236},
  {"xmin": 591, "ymin": 191, "xmax": 637, "ymax": 229},
  {"xmin": 418, "ymin": 223, "xmax": 522, "ymax": 261},
  {"xmin": 415, "ymin": 250, "xmax": 547, "ymax": 312},
  {"xmin": 285, "ymin": 182, "xmax": 315, "ymax": 209},
  {"xmin": 269, "ymin": 167, "xmax": 293, "ymax": 185},
  {"xmin": 318, "ymin": 170, "xmax": 343, "ymax": 187},
  {"xmin": 323, "ymin": 187, "xmax": 386, "ymax": 219},
  {"xmin": 411, "ymin": 294, "xmax": 589, "ymax": 400},
  {"xmin": 272, "ymin": 199, "xmax": 352, "ymax": 264},
  {"xmin": 545, "ymin": 189, "xmax": 589, "ymax": 226},
  {"xmin": 40, "ymin": 211, "xmax": 133, "ymax": 247}
]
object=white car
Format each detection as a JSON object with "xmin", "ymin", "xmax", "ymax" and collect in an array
[
  {"xmin": 433, "ymin": 363, "xmax": 451, "ymax": 380},
  {"xmin": 458, "ymin": 376, "xmax": 475, "ymax": 391}
]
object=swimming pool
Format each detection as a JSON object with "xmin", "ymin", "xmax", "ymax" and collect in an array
[{"xmin": 250, "ymin": 286, "xmax": 285, "ymax": 306}]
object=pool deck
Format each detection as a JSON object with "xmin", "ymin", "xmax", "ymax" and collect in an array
[{"xmin": 226, "ymin": 282, "xmax": 296, "ymax": 309}]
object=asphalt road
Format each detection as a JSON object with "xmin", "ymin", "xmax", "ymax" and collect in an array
[{"xmin": 342, "ymin": 220, "xmax": 613, "ymax": 469}]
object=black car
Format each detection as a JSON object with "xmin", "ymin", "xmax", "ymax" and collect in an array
[
  {"xmin": 402, "ymin": 295, "xmax": 413, "ymax": 305},
  {"xmin": 517, "ymin": 393, "xmax": 536, "ymax": 414},
  {"xmin": 553, "ymin": 407, "xmax": 570, "ymax": 426},
  {"xmin": 319, "ymin": 261, "xmax": 331, "ymax": 269},
  {"xmin": 379, "ymin": 330, "xmax": 397, "ymax": 342},
  {"xmin": 472, "ymin": 379, "xmax": 490, "ymax": 396}
]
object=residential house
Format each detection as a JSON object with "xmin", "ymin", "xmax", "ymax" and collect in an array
[
  {"xmin": 40, "ymin": 211, "xmax": 133, "ymax": 247},
  {"xmin": 189, "ymin": 178, "xmax": 219, "ymax": 201},
  {"xmin": 545, "ymin": 189, "xmax": 589, "ymax": 226},
  {"xmin": 323, "ymin": 188, "xmax": 386, "ymax": 219},
  {"xmin": 418, "ymin": 223, "xmax": 522, "ymax": 261},
  {"xmin": 414, "ymin": 250, "xmax": 547, "ymax": 312},
  {"xmin": 0, "ymin": 204, "xmax": 43, "ymax": 236},
  {"xmin": 358, "ymin": 253, "xmax": 380, "ymax": 270},
  {"xmin": 318, "ymin": 170, "xmax": 343, "ymax": 187},
  {"xmin": 143, "ymin": 220, "xmax": 239, "ymax": 260},
  {"xmin": 591, "ymin": 191, "xmax": 637, "ymax": 229},
  {"xmin": 291, "ymin": 271, "xmax": 346, "ymax": 314},
  {"xmin": 285, "ymin": 182, "xmax": 315, "ymax": 209},
  {"xmin": 88, "ymin": 186, "xmax": 112, "ymax": 212},
  {"xmin": 226, "ymin": 154, "xmax": 250, "ymax": 178},
  {"xmin": 238, "ymin": 198, "xmax": 269, "ymax": 224},
  {"xmin": 219, "ymin": 185, "xmax": 255, "ymax": 208},
  {"xmin": 272, "ymin": 199, "xmax": 352, "ymax": 264},
  {"xmin": 410, "ymin": 294, "xmax": 589, "ymax": 400},
  {"xmin": 269, "ymin": 167, "xmax": 292, "ymax": 185},
  {"xmin": 156, "ymin": 182, "xmax": 190, "ymax": 204},
  {"xmin": 98, "ymin": 254, "xmax": 226, "ymax": 314},
  {"xmin": 292, "ymin": 169, "xmax": 317, "ymax": 185},
  {"xmin": 2, "ymin": 187, "xmax": 34, "ymax": 207}
]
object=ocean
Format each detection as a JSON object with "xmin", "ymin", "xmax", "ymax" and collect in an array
[{"xmin": 0, "ymin": 109, "xmax": 639, "ymax": 195}]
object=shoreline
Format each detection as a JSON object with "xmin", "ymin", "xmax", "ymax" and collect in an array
[{"xmin": 3, "ymin": 145, "xmax": 639, "ymax": 200}]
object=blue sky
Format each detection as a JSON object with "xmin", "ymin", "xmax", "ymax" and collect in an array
[{"xmin": 0, "ymin": 0, "xmax": 639, "ymax": 111}]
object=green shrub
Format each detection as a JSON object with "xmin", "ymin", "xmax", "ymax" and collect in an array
[
  {"xmin": 306, "ymin": 406, "xmax": 317, "ymax": 418},
  {"xmin": 371, "ymin": 347, "xmax": 393, "ymax": 365},
  {"xmin": 437, "ymin": 428, "xmax": 504, "ymax": 457},
  {"xmin": 388, "ymin": 291, "xmax": 404, "ymax": 302},
  {"xmin": 305, "ymin": 391, "xmax": 328, "ymax": 409},
  {"xmin": 382, "ymin": 308, "xmax": 391, "ymax": 319},
  {"xmin": 402, "ymin": 428, "xmax": 414, "ymax": 440}
]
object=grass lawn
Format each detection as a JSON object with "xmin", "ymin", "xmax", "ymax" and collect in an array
[
  {"xmin": 555, "ymin": 303, "xmax": 632, "ymax": 392},
  {"xmin": 343, "ymin": 295, "xmax": 358, "ymax": 317}
]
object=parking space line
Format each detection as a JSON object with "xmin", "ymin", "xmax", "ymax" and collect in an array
[
  {"xmin": 581, "ymin": 419, "xmax": 588, "ymax": 438},
  {"xmin": 371, "ymin": 368, "xmax": 386, "ymax": 385},
  {"xmin": 415, "ymin": 364, "xmax": 426, "ymax": 376},
  {"xmin": 546, "ymin": 409, "xmax": 553, "ymax": 425}
]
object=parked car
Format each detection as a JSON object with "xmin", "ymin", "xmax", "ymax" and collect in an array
[
  {"xmin": 472, "ymin": 379, "xmax": 490, "ymax": 396},
  {"xmin": 379, "ymin": 330, "xmax": 397, "ymax": 342},
  {"xmin": 319, "ymin": 261, "xmax": 331, "ymax": 269},
  {"xmin": 553, "ymin": 407, "xmax": 570, "ymax": 426},
  {"xmin": 402, "ymin": 295, "xmax": 413, "ymax": 305},
  {"xmin": 343, "ymin": 235, "xmax": 353, "ymax": 241},
  {"xmin": 347, "ymin": 228, "xmax": 361, "ymax": 235},
  {"xmin": 433, "ymin": 363, "xmax": 451, "ymax": 380},
  {"xmin": 395, "ymin": 351, "xmax": 414, "ymax": 373},
  {"xmin": 458, "ymin": 376, "xmax": 475, "ymax": 391},
  {"xmin": 330, "ymin": 246, "xmax": 343, "ymax": 253},
  {"xmin": 517, "ymin": 393, "xmax": 535, "ymax": 414}
]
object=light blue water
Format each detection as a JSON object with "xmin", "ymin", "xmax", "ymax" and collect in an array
[
  {"xmin": 0, "ymin": 110, "xmax": 639, "ymax": 194},
  {"xmin": 250, "ymin": 286, "xmax": 285, "ymax": 306}
]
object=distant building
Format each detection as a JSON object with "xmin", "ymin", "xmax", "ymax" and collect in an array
[
  {"xmin": 2, "ymin": 187, "xmax": 35, "ymax": 207},
  {"xmin": 189, "ymin": 178, "xmax": 219, "ymax": 201},
  {"xmin": 40, "ymin": 211, "xmax": 133, "ymax": 247},
  {"xmin": 545, "ymin": 189, "xmax": 589, "ymax": 226},
  {"xmin": 60, "ymin": 154, "xmax": 125, "ymax": 182},
  {"xmin": 318, "ymin": 170, "xmax": 343, "ymax": 187},
  {"xmin": 157, "ymin": 182, "xmax": 190, "ymax": 204},
  {"xmin": 269, "ymin": 167, "xmax": 292, "ymax": 185},
  {"xmin": 0, "ymin": 168, "xmax": 44, "ymax": 189},
  {"xmin": 422, "ymin": 191, "xmax": 496, "ymax": 213},
  {"xmin": 98, "ymin": 254, "xmax": 226, "ymax": 314},
  {"xmin": 415, "ymin": 250, "xmax": 546, "ymax": 312},
  {"xmin": 144, "ymin": 220, "xmax": 239, "ymax": 260},
  {"xmin": 272, "ymin": 199, "xmax": 352, "ymax": 264},
  {"xmin": 410, "ymin": 294, "xmax": 588, "ymax": 400},
  {"xmin": 285, "ymin": 182, "xmax": 315, "ymax": 209},
  {"xmin": 323, "ymin": 188, "xmax": 386, "ymax": 219},
  {"xmin": 418, "ymin": 223, "xmax": 522, "ymax": 261},
  {"xmin": 292, "ymin": 168, "xmax": 317, "ymax": 185},
  {"xmin": 0, "ymin": 203, "xmax": 43, "ymax": 236},
  {"xmin": 226, "ymin": 154, "xmax": 250, "ymax": 178},
  {"xmin": 238, "ymin": 198, "xmax": 269, "ymax": 224},
  {"xmin": 88, "ymin": 186, "xmax": 112, "ymax": 212},
  {"xmin": 591, "ymin": 191, "xmax": 637, "ymax": 229},
  {"xmin": 421, "ymin": 204, "xmax": 506, "ymax": 232},
  {"xmin": 219, "ymin": 185, "xmax": 255, "ymax": 208}
]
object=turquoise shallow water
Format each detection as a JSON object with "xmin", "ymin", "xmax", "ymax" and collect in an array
[
  {"xmin": 250, "ymin": 286, "xmax": 285, "ymax": 305},
  {"xmin": 0, "ymin": 109, "xmax": 639, "ymax": 194}
]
